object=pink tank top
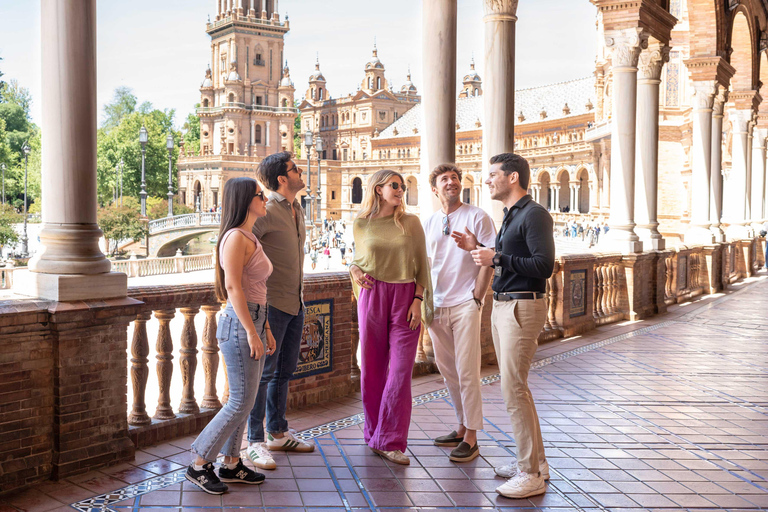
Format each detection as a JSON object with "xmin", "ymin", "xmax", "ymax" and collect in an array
[{"xmin": 219, "ymin": 228, "xmax": 273, "ymax": 304}]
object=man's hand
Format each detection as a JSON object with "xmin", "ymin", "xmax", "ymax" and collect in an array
[
  {"xmin": 471, "ymin": 247, "xmax": 496, "ymax": 267},
  {"xmin": 451, "ymin": 227, "xmax": 478, "ymax": 252}
]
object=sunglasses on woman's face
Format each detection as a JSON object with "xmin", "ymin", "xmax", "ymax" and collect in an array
[
  {"xmin": 254, "ymin": 191, "xmax": 266, "ymax": 201},
  {"xmin": 387, "ymin": 182, "xmax": 407, "ymax": 193}
]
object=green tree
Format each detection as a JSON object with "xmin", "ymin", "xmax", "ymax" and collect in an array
[
  {"xmin": 101, "ymin": 86, "xmax": 137, "ymax": 132},
  {"xmin": 182, "ymin": 105, "xmax": 201, "ymax": 155},
  {"xmin": 97, "ymin": 203, "xmax": 147, "ymax": 255},
  {"xmin": 0, "ymin": 77, "xmax": 40, "ymax": 212},
  {"xmin": 0, "ymin": 80, "xmax": 32, "ymax": 119},
  {"xmin": 97, "ymin": 88, "xmax": 182, "ymax": 206},
  {"xmin": 146, "ymin": 198, "xmax": 194, "ymax": 220},
  {"xmin": 0, "ymin": 204, "xmax": 21, "ymax": 249},
  {"xmin": 294, "ymin": 100, "xmax": 302, "ymax": 156}
]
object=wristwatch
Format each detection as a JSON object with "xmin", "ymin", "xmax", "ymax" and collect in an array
[{"xmin": 492, "ymin": 251, "xmax": 502, "ymax": 267}]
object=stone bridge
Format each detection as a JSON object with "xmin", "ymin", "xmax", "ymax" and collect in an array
[{"xmin": 147, "ymin": 212, "xmax": 220, "ymax": 257}]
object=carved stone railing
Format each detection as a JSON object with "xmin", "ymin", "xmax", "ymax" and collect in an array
[
  {"xmin": 125, "ymin": 275, "xmax": 357, "ymax": 448},
  {"xmin": 663, "ymin": 245, "xmax": 707, "ymax": 305},
  {"xmin": 110, "ymin": 251, "xmax": 216, "ymax": 278}
]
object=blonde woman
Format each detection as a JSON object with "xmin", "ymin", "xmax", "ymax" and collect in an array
[{"xmin": 349, "ymin": 169, "xmax": 433, "ymax": 465}]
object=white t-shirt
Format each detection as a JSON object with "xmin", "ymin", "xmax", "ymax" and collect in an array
[{"xmin": 424, "ymin": 203, "xmax": 497, "ymax": 308}]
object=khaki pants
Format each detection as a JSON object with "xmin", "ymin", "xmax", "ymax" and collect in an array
[
  {"xmin": 491, "ymin": 298, "xmax": 548, "ymax": 474},
  {"xmin": 428, "ymin": 300, "xmax": 483, "ymax": 431}
]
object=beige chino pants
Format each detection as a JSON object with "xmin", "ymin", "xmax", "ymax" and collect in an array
[
  {"xmin": 491, "ymin": 297, "xmax": 548, "ymax": 474},
  {"xmin": 428, "ymin": 300, "xmax": 484, "ymax": 432}
]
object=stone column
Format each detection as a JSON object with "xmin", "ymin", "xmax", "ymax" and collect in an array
[
  {"xmin": 420, "ymin": 0, "xmax": 457, "ymax": 219},
  {"xmin": 16, "ymin": 0, "xmax": 125, "ymax": 301},
  {"xmin": 570, "ymin": 184, "xmax": 580, "ymax": 213},
  {"xmin": 710, "ymin": 87, "xmax": 728, "ymax": 242},
  {"xmin": 725, "ymin": 109, "xmax": 753, "ymax": 239},
  {"xmin": 635, "ymin": 42, "xmax": 668, "ymax": 249},
  {"xmin": 750, "ymin": 127, "xmax": 766, "ymax": 229},
  {"xmin": 481, "ymin": 0, "xmax": 517, "ymax": 224},
  {"xmin": 684, "ymin": 80, "xmax": 717, "ymax": 244},
  {"xmin": 265, "ymin": 120, "xmax": 271, "ymax": 149},
  {"xmin": 552, "ymin": 184, "xmax": 561, "ymax": 211},
  {"xmin": 603, "ymin": 28, "xmax": 647, "ymax": 254}
]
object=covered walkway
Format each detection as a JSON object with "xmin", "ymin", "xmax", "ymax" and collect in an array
[{"xmin": 5, "ymin": 273, "xmax": 767, "ymax": 512}]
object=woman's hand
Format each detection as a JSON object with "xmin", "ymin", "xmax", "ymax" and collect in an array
[
  {"xmin": 407, "ymin": 299, "xmax": 422, "ymax": 330},
  {"xmin": 247, "ymin": 331, "xmax": 265, "ymax": 360},
  {"xmin": 350, "ymin": 265, "xmax": 374, "ymax": 290},
  {"xmin": 265, "ymin": 328, "xmax": 276, "ymax": 356}
]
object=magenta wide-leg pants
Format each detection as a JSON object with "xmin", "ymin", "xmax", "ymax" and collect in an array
[{"xmin": 358, "ymin": 279, "xmax": 420, "ymax": 452}]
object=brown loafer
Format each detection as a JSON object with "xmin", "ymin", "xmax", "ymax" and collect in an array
[
  {"xmin": 449, "ymin": 442, "xmax": 479, "ymax": 462},
  {"xmin": 434, "ymin": 430, "xmax": 464, "ymax": 446}
]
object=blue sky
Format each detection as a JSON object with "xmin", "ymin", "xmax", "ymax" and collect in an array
[{"xmin": 0, "ymin": 1, "xmax": 597, "ymax": 127}]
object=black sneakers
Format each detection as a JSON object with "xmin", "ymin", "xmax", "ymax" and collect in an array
[
  {"xmin": 218, "ymin": 458, "xmax": 266, "ymax": 485},
  {"xmin": 186, "ymin": 462, "xmax": 228, "ymax": 495}
]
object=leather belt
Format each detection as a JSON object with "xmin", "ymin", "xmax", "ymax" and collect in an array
[{"xmin": 493, "ymin": 292, "xmax": 545, "ymax": 301}]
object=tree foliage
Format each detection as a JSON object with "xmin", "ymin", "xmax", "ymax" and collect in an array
[
  {"xmin": 0, "ymin": 204, "xmax": 21, "ymax": 249},
  {"xmin": 0, "ymin": 76, "xmax": 39, "ymax": 212},
  {"xmin": 97, "ymin": 88, "xmax": 183, "ymax": 206},
  {"xmin": 294, "ymin": 99, "xmax": 302, "ymax": 156},
  {"xmin": 182, "ymin": 104, "xmax": 201, "ymax": 155},
  {"xmin": 97, "ymin": 201, "xmax": 147, "ymax": 255},
  {"xmin": 146, "ymin": 197, "xmax": 194, "ymax": 220}
]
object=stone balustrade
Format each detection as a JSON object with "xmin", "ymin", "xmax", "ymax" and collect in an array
[{"xmin": 110, "ymin": 252, "xmax": 216, "ymax": 278}]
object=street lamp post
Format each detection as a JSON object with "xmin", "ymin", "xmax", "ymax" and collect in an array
[
  {"xmin": 139, "ymin": 125, "xmax": 148, "ymax": 217},
  {"xmin": 303, "ymin": 129, "xmax": 314, "ymax": 231},
  {"xmin": 166, "ymin": 132, "xmax": 174, "ymax": 217},
  {"xmin": 21, "ymin": 142, "xmax": 30, "ymax": 258},
  {"xmin": 315, "ymin": 137, "xmax": 323, "ymax": 226}
]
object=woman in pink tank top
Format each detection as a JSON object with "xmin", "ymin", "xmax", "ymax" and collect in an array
[{"xmin": 188, "ymin": 177, "xmax": 276, "ymax": 495}]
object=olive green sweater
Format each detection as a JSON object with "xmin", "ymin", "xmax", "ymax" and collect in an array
[{"xmin": 350, "ymin": 213, "xmax": 433, "ymax": 327}]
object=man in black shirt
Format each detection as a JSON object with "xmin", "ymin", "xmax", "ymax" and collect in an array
[{"xmin": 470, "ymin": 153, "xmax": 554, "ymax": 499}]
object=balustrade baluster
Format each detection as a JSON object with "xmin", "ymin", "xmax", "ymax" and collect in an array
[
  {"xmin": 200, "ymin": 304, "xmax": 222, "ymax": 409},
  {"xmin": 221, "ymin": 358, "xmax": 230, "ymax": 405},
  {"xmin": 178, "ymin": 306, "xmax": 200, "ymax": 414},
  {"xmin": 601, "ymin": 264, "xmax": 612, "ymax": 314},
  {"xmin": 416, "ymin": 328, "xmax": 427, "ymax": 363},
  {"xmin": 548, "ymin": 271, "xmax": 559, "ymax": 330},
  {"xmin": 593, "ymin": 264, "xmax": 603, "ymax": 319},
  {"xmin": 665, "ymin": 255, "xmax": 674, "ymax": 301},
  {"xmin": 128, "ymin": 311, "xmax": 152, "ymax": 425},
  {"xmin": 544, "ymin": 278, "xmax": 553, "ymax": 331},
  {"xmin": 154, "ymin": 309, "xmax": 177, "ymax": 420},
  {"xmin": 610, "ymin": 263, "xmax": 620, "ymax": 312}
]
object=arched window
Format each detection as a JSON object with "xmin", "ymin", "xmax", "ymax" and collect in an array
[
  {"xmin": 376, "ymin": 77, "xmax": 381, "ymax": 90},
  {"xmin": 203, "ymin": 98, "xmax": 209, "ymax": 107},
  {"xmin": 282, "ymin": 98, "xmax": 288, "ymax": 107},
  {"xmin": 352, "ymin": 177, "xmax": 363, "ymax": 204},
  {"xmin": 254, "ymin": 125, "xmax": 262, "ymax": 144},
  {"xmin": 319, "ymin": 88, "xmax": 324, "ymax": 100},
  {"xmin": 406, "ymin": 177, "xmax": 418, "ymax": 206},
  {"xmin": 228, "ymin": 93, "xmax": 235, "ymax": 103}
]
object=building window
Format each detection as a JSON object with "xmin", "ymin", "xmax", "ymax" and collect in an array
[
  {"xmin": 331, "ymin": 190, "xmax": 336, "ymax": 200},
  {"xmin": 203, "ymin": 98, "xmax": 209, "ymax": 107},
  {"xmin": 213, "ymin": 191, "xmax": 218, "ymax": 208},
  {"xmin": 228, "ymin": 93, "xmax": 235, "ymax": 103},
  {"xmin": 352, "ymin": 177, "xmax": 363, "ymax": 204},
  {"xmin": 256, "ymin": 96, "xmax": 263, "ymax": 105},
  {"xmin": 255, "ymin": 125, "xmax": 262, "ymax": 144},
  {"xmin": 343, "ymin": 148, "xmax": 348, "ymax": 161},
  {"xmin": 376, "ymin": 77, "xmax": 381, "ymax": 90},
  {"xmin": 332, "ymin": 149, "xmax": 337, "ymax": 160}
]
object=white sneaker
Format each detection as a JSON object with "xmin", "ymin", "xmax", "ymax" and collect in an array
[
  {"xmin": 266, "ymin": 430, "xmax": 315, "ymax": 452},
  {"xmin": 246, "ymin": 442, "xmax": 276, "ymax": 470},
  {"xmin": 495, "ymin": 458, "xmax": 550, "ymax": 480},
  {"xmin": 496, "ymin": 471, "xmax": 546, "ymax": 498},
  {"xmin": 371, "ymin": 448, "xmax": 410, "ymax": 465}
]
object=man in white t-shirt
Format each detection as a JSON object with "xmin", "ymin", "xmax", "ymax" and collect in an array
[{"xmin": 423, "ymin": 164, "xmax": 496, "ymax": 463}]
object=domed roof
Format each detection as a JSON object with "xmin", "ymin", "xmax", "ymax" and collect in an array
[
  {"xmin": 400, "ymin": 67, "xmax": 417, "ymax": 94},
  {"xmin": 309, "ymin": 59, "xmax": 325, "ymax": 82},
  {"xmin": 201, "ymin": 65, "xmax": 213, "ymax": 88},
  {"xmin": 463, "ymin": 58, "xmax": 481, "ymax": 83},
  {"xmin": 280, "ymin": 62, "xmax": 293, "ymax": 87},
  {"xmin": 365, "ymin": 44, "xmax": 385, "ymax": 70}
]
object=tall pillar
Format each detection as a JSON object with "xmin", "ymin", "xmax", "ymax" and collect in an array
[
  {"xmin": 604, "ymin": 28, "xmax": 647, "ymax": 254},
  {"xmin": 265, "ymin": 120, "xmax": 271, "ymax": 148},
  {"xmin": 481, "ymin": 0, "xmax": 517, "ymax": 224},
  {"xmin": 552, "ymin": 184, "xmax": 561, "ymax": 211},
  {"xmin": 725, "ymin": 109, "xmax": 753, "ymax": 239},
  {"xmin": 750, "ymin": 127, "xmax": 766, "ymax": 229},
  {"xmin": 420, "ymin": 0, "xmax": 457, "ymax": 219},
  {"xmin": 635, "ymin": 42, "xmax": 668, "ymax": 249},
  {"xmin": 710, "ymin": 87, "xmax": 728, "ymax": 242},
  {"xmin": 250, "ymin": 119, "xmax": 255, "ymax": 147},
  {"xmin": 570, "ymin": 184, "xmax": 580, "ymax": 213},
  {"xmin": 17, "ymin": 0, "xmax": 125, "ymax": 301},
  {"xmin": 684, "ymin": 80, "xmax": 717, "ymax": 244}
]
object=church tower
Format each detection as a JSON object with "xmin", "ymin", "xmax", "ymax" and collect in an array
[
  {"xmin": 459, "ymin": 58, "xmax": 483, "ymax": 98},
  {"xmin": 178, "ymin": 1, "xmax": 297, "ymax": 211},
  {"xmin": 361, "ymin": 43, "xmax": 388, "ymax": 93}
]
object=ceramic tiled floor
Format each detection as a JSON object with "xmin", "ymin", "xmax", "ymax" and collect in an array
[{"xmin": 3, "ymin": 273, "xmax": 768, "ymax": 511}]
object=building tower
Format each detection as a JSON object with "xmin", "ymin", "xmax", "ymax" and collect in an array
[
  {"xmin": 400, "ymin": 67, "xmax": 418, "ymax": 97},
  {"xmin": 362, "ymin": 43, "xmax": 388, "ymax": 93},
  {"xmin": 459, "ymin": 58, "xmax": 483, "ymax": 98},
  {"xmin": 306, "ymin": 58, "xmax": 327, "ymax": 103},
  {"xmin": 177, "ymin": 1, "xmax": 297, "ymax": 210}
]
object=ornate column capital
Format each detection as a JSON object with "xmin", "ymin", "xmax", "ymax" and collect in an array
[
  {"xmin": 605, "ymin": 28, "xmax": 649, "ymax": 69},
  {"xmin": 483, "ymin": 0, "xmax": 518, "ymax": 22},
  {"xmin": 637, "ymin": 42, "xmax": 670, "ymax": 80},
  {"xmin": 712, "ymin": 85, "xmax": 729, "ymax": 117},
  {"xmin": 691, "ymin": 80, "xmax": 718, "ymax": 111},
  {"xmin": 728, "ymin": 108, "xmax": 754, "ymax": 134}
]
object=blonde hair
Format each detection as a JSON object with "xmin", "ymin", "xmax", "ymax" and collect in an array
[{"xmin": 356, "ymin": 169, "xmax": 407, "ymax": 232}]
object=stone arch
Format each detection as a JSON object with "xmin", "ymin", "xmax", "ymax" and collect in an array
[
  {"xmin": 576, "ymin": 167, "xmax": 590, "ymax": 213},
  {"xmin": 462, "ymin": 175, "xmax": 474, "ymax": 205},
  {"xmin": 351, "ymin": 177, "xmax": 363, "ymax": 204},
  {"xmin": 729, "ymin": 8, "xmax": 758, "ymax": 91},
  {"xmin": 193, "ymin": 180, "xmax": 202, "ymax": 209},
  {"xmin": 538, "ymin": 169, "xmax": 551, "ymax": 210},
  {"xmin": 406, "ymin": 176, "xmax": 418, "ymax": 206}
]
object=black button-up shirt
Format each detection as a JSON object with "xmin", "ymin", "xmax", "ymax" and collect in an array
[{"xmin": 493, "ymin": 195, "xmax": 555, "ymax": 293}]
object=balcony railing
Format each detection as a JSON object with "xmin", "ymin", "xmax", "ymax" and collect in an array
[
  {"xmin": 197, "ymin": 104, "xmax": 299, "ymax": 115},
  {"xmin": 148, "ymin": 212, "xmax": 220, "ymax": 234}
]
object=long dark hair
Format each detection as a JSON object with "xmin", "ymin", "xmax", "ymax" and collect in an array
[{"xmin": 215, "ymin": 177, "xmax": 258, "ymax": 302}]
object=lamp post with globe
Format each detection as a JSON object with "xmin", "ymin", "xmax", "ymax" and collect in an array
[
  {"xmin": 139, "ymin": 125, "xmax": 148, "ymax": 217},
  {"xmin": 21, "ymin": 142, "xmax": 31, "ymax": 257},
  {"xmin": 314, "ymin": 137, "xmax": 323, "ymax": 227},
  {"xmin": 166, "ymin": 132, "xmax": 174, "ymax": 217},
  {"xmin": 303, "ymin": 129, "xmax": 314, "ymax": 231}
]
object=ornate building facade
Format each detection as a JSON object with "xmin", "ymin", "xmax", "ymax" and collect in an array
[{"xmin": 176, "ymin": 0, "xmax": 297, "ymax": 210}]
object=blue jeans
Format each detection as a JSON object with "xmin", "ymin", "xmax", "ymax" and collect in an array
[
  {"xmin": 191, "ymin": 302, "xmax": 267, "ymax": 461},
  {"xmin": 247, "ymin": 305, "xmax": 304, "ymax": 442}
]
